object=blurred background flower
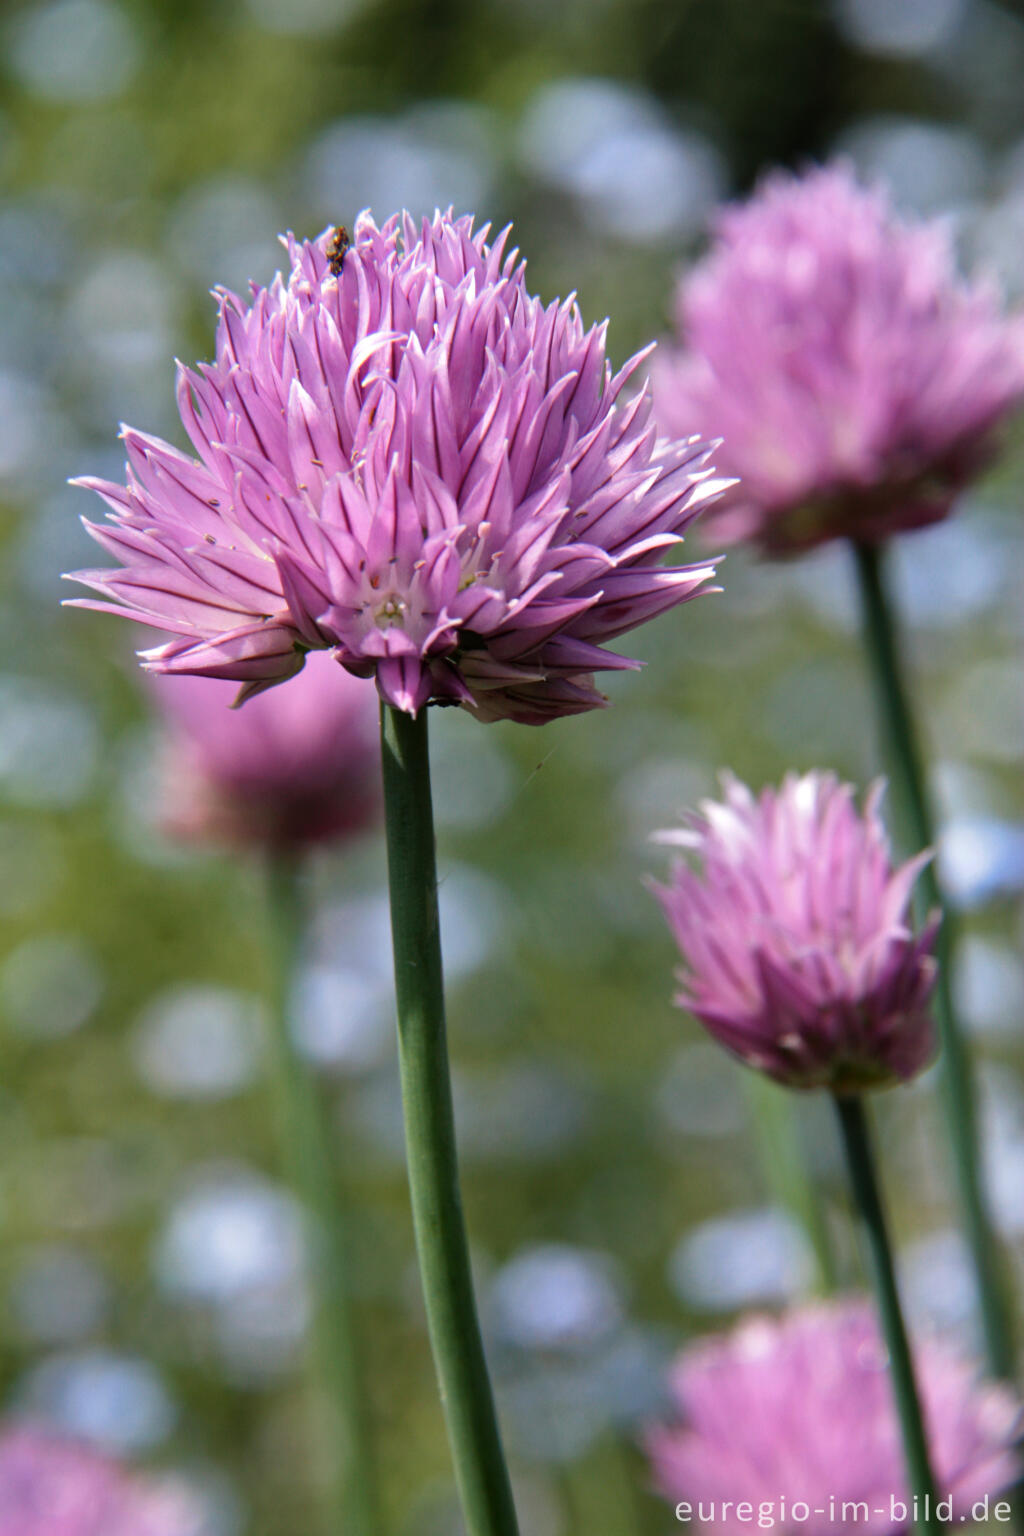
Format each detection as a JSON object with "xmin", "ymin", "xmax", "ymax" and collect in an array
[
  {"xmin": 148, "ymin": 652, "xmax": 380, "ymax": 849},
  {"xmin": 0, "ymin": 1423, "xmax": 230, "ymax": 1536},
  {"xmin": 2, "ymin": 0, "xmax": 1024, "ymax": 1531},
  {"xmin": 647, "ymin": 1299, "xmax": 1022, "ymax": 1530},
  {"xmin": 651, "ymin": 162, "xmax": 1024, "ymax": 554}
]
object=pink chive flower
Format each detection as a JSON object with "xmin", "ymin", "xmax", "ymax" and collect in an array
[
  {"xmin": 0, "ymin": 1426, "xmax": 198, "ymax": 1536},
  {"xmin": 647, "ymin": 1301, "xmax": 1022, "ymax": 1535},
  {"xmin": 67, "ymin": 211, "xmax": 724, "ymax": 723},
  {"xmin": 650, "ymin": 771, "xmax": 938, "ymax": 1092},
  {"xmin": 652, "ymin": 163, "xmax": 1024, "ymax": 555},
  {"xmin": 150, "ymin": 649, "xmax": 380, "ymax": 848}
]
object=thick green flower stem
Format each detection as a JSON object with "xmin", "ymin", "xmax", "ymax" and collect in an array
[
  {"xmin": 851, "ymin": 539, "xmax": 1015, "ymax": 1383},
  {"xmin": 833, "ymin": 1094, "xmax": 942, "ymax": 1536},
  {"xmin": 745, "ymin": 1076, "xmax": 837, "ymax": 1293},
  {"xmin": 380, "ymin": 703, "xmax": 520, "ymax": 1536},
  {"xmin": 266, "ymin": 853, "xmax": 377, "ymax": 1536}
]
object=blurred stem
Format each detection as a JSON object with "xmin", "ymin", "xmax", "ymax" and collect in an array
[
  {"xmin": 833, "ymin": 1095, "xmax": 941, "ymax": 1536},
  {"xmin": 851, "ymin": 539, "xmax": 1015, "ymax": 1382},
  {"xmin": 561, "ymin": 1434, "xmax": 646, "ymax": 1536},
  {"xmin": 380, "ymin": 703, "xmax": 520, "ymax": 1536},
  {"xmin": 266, "ymin": 853, "xmax": 377, "ymax": 1536},
  {"xmin": 745, "ymin": 1076, "xmax": 837, "ymax": 1292}
]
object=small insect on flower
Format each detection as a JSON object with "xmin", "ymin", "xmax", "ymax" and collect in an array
[{"xmin": 326, "ymin": 224, "xmax": 350, "ymax": 275}]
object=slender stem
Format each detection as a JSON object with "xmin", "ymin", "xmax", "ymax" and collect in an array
[
  {"xmin": 379, "ymin": 703, "xmax": 519, "ymax": 1536},
  {"xmin": 851, "ymin": 540, "xmax": 1015, "ymax": 1382},
  {"xmin": 833, "ymin": 1095, "xmax": 942, "ymax": 1536},
  {"xmin": 266, "ymin": 853, "xmax": 377, "ymax": 1536},
  {"xmin": 745, "ymin": 1076, "xmax": 837, "ymax": 1293}
]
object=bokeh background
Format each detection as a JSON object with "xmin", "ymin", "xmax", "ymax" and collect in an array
[{"xmin": 2, "ymin": 0, "xmax": 1024, "ymax": 1531}]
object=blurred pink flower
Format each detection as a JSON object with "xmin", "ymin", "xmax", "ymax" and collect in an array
[
  {"xmin": 68, "ymin": 211, "xmax": 723, "ymax": 724},
  {"xmin": 0, "ymin": 1426, "xmax": 198, "ymax": 1536},
  {"xmin": 647, "ymin": 1301, "xmax": 1021, "ymax": 1535},
  {"xmin": 650, "ymin": 771, "xmax": 938, "ymax": 1092},
  {"xmin": 653, "ymin": 163, "xmax": 1024, "ymax": 554},
  {"xmin": 150, "ymin": 649, "xmax": 380, "ymax": 848}
]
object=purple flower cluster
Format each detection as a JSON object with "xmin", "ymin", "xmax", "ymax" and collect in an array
[
  {"xmin": 70, "ymin": 212, "xmax": 722, "ymax": 723},
  {"xmin": 647, "ymin": 1301, "xmax": 1021, "ymax": 1535},
  {"xmin": 0, "ymin": 1427, "xmax": 196, "ymax": 1536},
  {"xmin": 150, "ymin": 650, "xmax": 380, "ymax": 848},
  {"xmin": 651, "ymin": 772, "xmax": 938, "ymax": 1092},
  {"xmin": 653, "ymin": 164, "xmax": 1024, "ymax": 554}
]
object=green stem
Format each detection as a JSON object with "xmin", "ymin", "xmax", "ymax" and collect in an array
[
  {"xmin": 266, "ymin": 853, "xmax": 377, "ymax": 1536},
  {"xmin": 745, "ymin": 1076, "xmax": 837, "ymax": 1293},
  {"xmin": 833, "ymin": 1095, "xmax": 942, "ymax": 1536},
  {"xmin": 379, "ymin": 703, "xmax": 519, "ymax": 1536},
  {"xmin": 851, "ymin": 539, "xmax": 1015, "ymax": 1382}
]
